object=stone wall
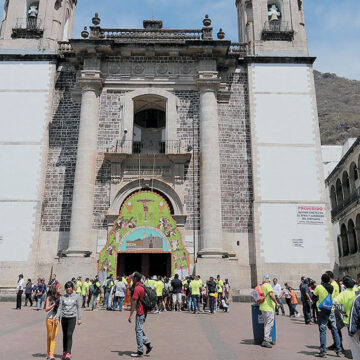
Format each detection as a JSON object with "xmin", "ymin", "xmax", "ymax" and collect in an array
[
  {"xmin": 219, "ymin": 67, "xmax": 253, "ymax": 233},
  {"xmin": 41, "ymin": 64, "xmax": 80, "ymax": 233},
  {"xmin": 175, "ymin": 91, "xmax": 201, "ymax": 231}
]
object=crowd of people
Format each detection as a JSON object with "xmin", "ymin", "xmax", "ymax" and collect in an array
[
  {"xmin": 255, "ymin": 271, "xmax": 360, "ymax": 359},
  {"xmin": 15, "ymin": 272, "xmax": 231, "ymax": 359}
]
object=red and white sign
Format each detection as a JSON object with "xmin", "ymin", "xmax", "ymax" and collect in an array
[{"xmin": 297, "ymin": 206, "xmax": 325, "ymax": 225}]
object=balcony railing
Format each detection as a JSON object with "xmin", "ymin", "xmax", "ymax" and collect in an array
[
  {"xmin": 12, "ymin": 17, "xmax": 43, "ymax": 39},
  {"xmin": 262, "ymin": 21, "xmax": 294, "ymax": 41},
  {"xmin": 331, "ymin": 187, "xmax": 360, "ymax": 219},
  {"xmin": 107, "ymin": 140, "xmax": 184, "ymax": 155},
  {"xmin": 99, "ymin": 28, "xmax": 203, "ymax": 42}
]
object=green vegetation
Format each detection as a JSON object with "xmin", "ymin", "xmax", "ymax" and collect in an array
[{"xmin": 314, "ymin": 71, "xmax": 360, "ymax": 145}]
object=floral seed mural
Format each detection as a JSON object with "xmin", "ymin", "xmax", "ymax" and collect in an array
[{"xmin": 99, "ymin": 191, "xmax": 189, "ymax": 278}]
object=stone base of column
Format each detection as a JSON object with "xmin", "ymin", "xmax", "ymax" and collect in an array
[
  {"xmin": 195, "ymin": 257, "xmax": 251, "ymax": 291},
  {"xmin": 52, "ymin": 256, "xmax": 97, "ymax": 285}
]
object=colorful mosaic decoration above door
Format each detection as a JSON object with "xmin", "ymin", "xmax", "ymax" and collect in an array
[{"xmin": 99, "ymin": 191, "xmax": 189, "ymax": 277}]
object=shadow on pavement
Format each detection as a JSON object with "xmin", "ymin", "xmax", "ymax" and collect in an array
[
  {"xmin": 297, "ymin": 350, "xmax": 319, "ymax": 356},
  {"xmin": 32, "ymin": 354, "xmax": 62, "ymax": 358},
  {"xmin": 111, "ymin": 350, "xmax": 134, "ymax": 357},
  {"xmin": 240, "ymin": 339, "xmax": 256, "ymax": 345}
]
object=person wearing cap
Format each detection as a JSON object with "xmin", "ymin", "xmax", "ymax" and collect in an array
[
  {"xmin": 260, "ymin": 275, "xmax": 279, "ymax": 348},
  {"xmin": 16, "ymin": 274, "xmax": 25, "ymax": 309}
]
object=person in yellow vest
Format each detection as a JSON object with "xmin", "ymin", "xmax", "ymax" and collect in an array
[
  {"xmin": 154, "ymin": 276, "xmax": 165, "ymax": 312},
  {"xmin": 326, "ymin": 270, "xmax": 343, "ymax": 352},
  {"xmin": 189, "ymin": 276, "xmax": 201, "ymax": 314},
  {"xmin": 81, "ymin": 278, "xmax": 90, "ymax": 308},
  {"xmin": 314, "ymin": 273, "xmax": 343, "ymax": 358},
  {"xmin": 75, "ymin": 277, "xmax": 82, "ymax": 295},
  {"xmin": 334, "ymin": 276, "xmax": 357, "ymax": 358},
  {"xmin": 260, "ymin": 275, "xmax": 279, "ymax": 348}
]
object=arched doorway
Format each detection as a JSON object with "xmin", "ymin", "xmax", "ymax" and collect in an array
[
  {"xmin": 99, "ymin": 191, "xmax": 189, "ymax": 280},
  {"xmin": 341, "ymin": 223, "xmax": 349, "ymax": 256}
]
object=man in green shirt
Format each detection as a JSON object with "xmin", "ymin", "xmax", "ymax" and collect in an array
[
  {"xmin": 260, "ymin": 275, "xmax": 279, "ymax": 348},
  {"xmin": 314, "ymin": 273, "xmax": 342, "ymax": 358},
  {"xmin": 189, "ymin": 276, "xmax": 201, "ymax": 314}
]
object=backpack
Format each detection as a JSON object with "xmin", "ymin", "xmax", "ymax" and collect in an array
[
  {"xmin": 140, "ymin": 284, "xmax": 157, "ymax": 311},
  {"xmin": 319, "ymin": 293, "xmax": 333, "ymax": 313},
  {"xmin": 253, "ymin": 285, "xmax": 266, "ymax": 304}
]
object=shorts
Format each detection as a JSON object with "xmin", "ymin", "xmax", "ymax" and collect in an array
[{"xmin": 172, "ymin": 293, "xmax": 182, "ymax": 304}]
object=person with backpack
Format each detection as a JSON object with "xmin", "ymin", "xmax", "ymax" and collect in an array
[
  {"xmin": 104, "ymin": 274, "xmax": 114, "ymax": 310},
  {"xmin": 128, "ymin": 272, "xmax": 153, "ymax": 358},
  {"xmin": 314, "ymin": 273, "xmax": 343, "ymax": 358},
  {"xmin": 171, "ymin": 274, "xmax": 183, "ymax": 311},
  {"xmin": 91, "ymin": 276, "xmax": 101, "ymax": 311},
  {"xmin": 259, "ymin": 275, "xmax": 279, "ymax": 348}
]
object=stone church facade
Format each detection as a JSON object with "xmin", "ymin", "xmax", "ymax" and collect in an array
[{"xmin": 0, "ymin": 0, "xmax": 334, "ymax": 292}]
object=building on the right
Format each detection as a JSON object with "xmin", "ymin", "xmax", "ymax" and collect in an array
[{"xmin": 325, "ymin": 137, "xmax": 360, "ymax": 278}]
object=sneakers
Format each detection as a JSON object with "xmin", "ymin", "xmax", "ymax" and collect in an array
[
  {"xmin": 61, "ymin": 353, "xmax": 66, "ymax": 360},
  {"xmin": 130, "ymin": 352, "xmax": 143, "ymax": 358},
  {"xmin": 270, "ymin": 341, "xmax": 276, "ymax": 346},
  {"xmin": 336, "ymin": 353, "xmax": 344, "ymax": 358},
  {"xmin": 145, "ymin": 343, "xmax": 153, "ymax": 355},
  {"xmin": 261, "ymin": 341, "xmax": 272, "ymax": 348},
  {"xmin": 65, "ymin": 354, "xmax": 71, "ymax": 360}
]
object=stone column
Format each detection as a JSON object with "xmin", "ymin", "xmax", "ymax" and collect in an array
[
  {"xmin": 67, "ymin": 70, "xmax": 102, "ymax": 256},
  {"xmin": 196, "ymin": 71, "xmax": 225, "ymax": 257}
]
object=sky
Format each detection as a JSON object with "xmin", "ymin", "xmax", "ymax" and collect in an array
[{"xmin": 2, "ymin": 0, "xmax": 360, "ymax": 80}]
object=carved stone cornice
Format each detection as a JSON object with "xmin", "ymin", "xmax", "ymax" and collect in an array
[{"xmin": 196, "ymin": 71, "xmax": 220, "ymax": 93}]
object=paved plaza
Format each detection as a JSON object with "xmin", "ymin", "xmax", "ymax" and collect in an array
[{"xmin": 0, "ymin": 302, "xmax": 353, "ymax": 360}]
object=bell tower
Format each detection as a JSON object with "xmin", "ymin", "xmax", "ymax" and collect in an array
[
  {"xmin": 236, "ymin": 0, "xmax": 307, "ymax": 55},
  {"xmin": 0, "ymin": 0, "xmax": 77, "ymax": 52}
]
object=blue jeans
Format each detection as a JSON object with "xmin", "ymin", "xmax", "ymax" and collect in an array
[
  {"xmin": 318, "ymin": 310, "xmax": 341, "ymax": 354},
  {"xmin": 113, "ymin": 296, "xmax": 124, "ymax": 311},
  {"xmin": 36, "ymin": 293, "xmax": 45, "ymax": 310},
  {"xmin": 82, "ymin": 295, "xmax": 86, "ymax": 307},
  {"xmin": 92, "ymin": 295, "xmax": 97, "ymax": 310},
  {"xmin": 275, "ymin": 296, "xmax": 285, "ymax": 315},
  {"xmin": 135, "ymin": 315, "xmax": 150, "ymax": 354},
  {"xmin": 192, "ymin": 295, "xmax": 200, "ymax": 313},
  {"xmin": 209, "ymin": 295, "xmax": 215, "ymax": 313},
  {"xmin": 188, "ymin": 296, "xmax": 193, "ymax": 311}
]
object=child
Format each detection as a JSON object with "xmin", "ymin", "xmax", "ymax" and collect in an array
[{"xmin": 221, "ymin": 297, "xmax": 229, "ymax": 312}]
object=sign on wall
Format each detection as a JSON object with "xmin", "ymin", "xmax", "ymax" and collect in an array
[{"xmin": 297, "ymin": 205, "xmax": 326, "ymax": 225}]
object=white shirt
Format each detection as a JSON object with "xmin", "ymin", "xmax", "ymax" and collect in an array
[
  {"xmin": 16, "ymin": 278, "xmax": 25, "ymax": 291},
  {"xmin": 272, "ymin": 283, "xmax": 282, "ymax": 297}
]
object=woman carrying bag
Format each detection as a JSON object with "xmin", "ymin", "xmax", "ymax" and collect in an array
[
  {"xmin": 45, "ymin": 283, "xmax": 61, "ymax": 360},
  {"xmin": 55, "ymin": 281, "xmax": 82, "ymax": 360}
]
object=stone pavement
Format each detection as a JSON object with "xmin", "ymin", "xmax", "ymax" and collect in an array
[{"xmin": 0, "ymin": 303, "xmax": 353, "ymax": 360}]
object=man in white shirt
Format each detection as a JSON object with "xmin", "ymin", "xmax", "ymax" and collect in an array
[
  {"xmin": 272, "ymin": 278, "xmax": 285, "ymax": 316},
  {"xmin": 16, "ymin": 274, "xmax": 25, "ymax": 310}
]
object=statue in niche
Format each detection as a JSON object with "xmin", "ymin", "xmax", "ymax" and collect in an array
[
  {"xmin": 268, "ymin": 4, "xmax": 281, "ymax": 21},
  {"xmin": 28, "ymin": 5, "xmax": 39, "ymax": 18},
  {"xmin": 298, "ymin": 0, "xmax": 303, "ymax": 10}
]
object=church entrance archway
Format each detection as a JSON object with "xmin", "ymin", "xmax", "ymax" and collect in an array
[{"xmin": 99, "ymin": 191, "xmax": 189, "ymax": 282}]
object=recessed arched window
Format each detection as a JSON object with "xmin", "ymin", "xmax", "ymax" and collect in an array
[
  {"xmin": 350, "ymin": 161, "xmax": 359, "ymax": 191},
  {"xmin": 348, "ymin": 219, "xmax": 357, "ymax": 254},
  {"xmin": 341, "ymin": 223, "xmax": 349, "ymax": 256},
  {"xmin": 330, "ymin": 185, "xmax": 337, "ymax": 209},
  {"xmin": 133, "ymin": 95, "xmax": 166, "ymax": 154},
  {"xmin": 336, "ymin": 178, "xmax": 343, "ymax": 204},
  {"xmin": 342, "ymin": 171, "xmax": 350, "ymax": 200}
]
